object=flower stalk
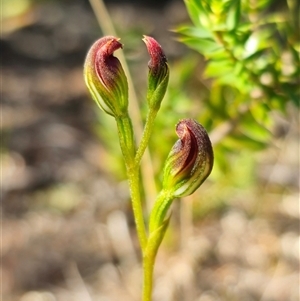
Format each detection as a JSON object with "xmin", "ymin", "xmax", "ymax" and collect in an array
[
  {"xmin": 135, "ymin": 36, "xmax": 170, "ymax": 165},
  {"xmin": 83, "ymin": 35, "xmax": 213, "ymax": 301}
]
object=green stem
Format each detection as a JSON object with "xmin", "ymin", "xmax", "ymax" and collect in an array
[
  {"xmin": 135, "ymin": 108, "xmax": 158, "ymax": 166},
  {"xmin": 127, "ymin": 166, "xmax": 148, "ymax": 252},
  {"xmin": 115, "ymin": 115, "xmax": 136, "ymax": 167},
  {"xmin": 116, "ymin": 114, "xmax": 157, "ymax": 298},
  {"xmin": 142, "ymin": 253, "xmax": 155, "ymax": 301},
  {"xmin": 116, "ymin": 114, "xmax": 148, "ymax": 252},
  {"xmin": 142, "ymin": 190, "xmax": 174, "ymax": 301}
]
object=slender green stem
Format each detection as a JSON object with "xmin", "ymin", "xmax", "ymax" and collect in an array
[
  {"xmin": 142, "ymin": 254, "xmax": 155, "ymax": 301},
  {"xmin": 142, "ymin": 190, "xmax": 174, "ymax": 301},
  {"xmin": 127, "ymin": 166, "xmax": 148, "ymax": 252},
  {"xmin": 135, "ymin": 108, "xmax": 157, "ymax": 165},
  {"xmin": 115, "ymin": 115, "xmax": 135, "ymax": 167},
  {"xmin": 116, "ymin": 115, "xmax": 148, "ymax": 252},
  {"xmin": 117, "ymin": 109, "xmax": 162, "ymax": 298}
]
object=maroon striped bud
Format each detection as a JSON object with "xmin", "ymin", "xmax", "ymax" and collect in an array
[
  {"xmin": 84, "ymin": 36, "xmax": 128, "ymax": 117},
  {"xmin": 162, "ymin": 119, "xmax": 214, "ymax": 197},
  {"xmin": 143, "ymin": 35, "xmax": 169, "ymax": 110}
]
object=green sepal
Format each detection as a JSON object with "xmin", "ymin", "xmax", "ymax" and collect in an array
[
  {"xmin": 147, "ymin": 66, "xmax": 170, "ymax": 111},
  {"xmin": 145, "ymin": 214, "xmax": 171, "ymax": 260},
  {"xmin": 149, "ymin": 189, "xmax": 174, "ymax": 234}
]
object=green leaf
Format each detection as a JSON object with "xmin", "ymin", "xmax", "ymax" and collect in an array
[
  {"xmin": 223, "ymin": 134, "xmax": 268, "ymax": 151},
  {"xmin": 240, "ymin": 113, "xmax": 272, "ymax": 142},
  {"xmin": 179, "ymin": 37, "xmax": 223, "ymax": 55},
  {"xmin": 244, "ymin": 27, "xmax": 277, "ymax": 58},
  {"xmin": 183, "ymin": 0, "xmax": 203, "ymax": 28},
  {"xmin": 250, "ymin": 103, "xmax": 273, "ymax": 128},
  {"xmin": 184, "ymin": 0, "xmax": 214, "ymax": 28},
  {"xmin": 205, "ymin": 60, "xmax": 233, "ymax": 78},
  {"xmin": 243, "ymin": 49, "xmax": 266, "ymax": 61},
  {"xmin": 206, "ymin": 49, "xmax": 228, "ymax": 60},
  {"xmin": 176, "ymin": 25, "xmax": 212, "ymax": 39},
  {"xmin": 226, "ymin": 0, "xmax": 241, "ymax": 30}
]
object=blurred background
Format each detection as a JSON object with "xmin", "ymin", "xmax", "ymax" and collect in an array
[{"xmin": 2, "ymin": 0, "xmax": 299, "ymax": 301}]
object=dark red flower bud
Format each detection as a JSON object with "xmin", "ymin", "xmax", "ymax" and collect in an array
[
  {"xmin": 162, "ymin": 119, "xmax": 214, "ymax": 197},
  {"xmin": 143, "ymin": 36, "xmax": 169, "ymax": 110},
  {"xmin": 84, "ymin": 36, "xmax": 128, "ymax": 117}
]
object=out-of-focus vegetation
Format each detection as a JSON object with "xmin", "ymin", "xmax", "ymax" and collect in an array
[
  {"xmin": 98, "ymin": 0, "xmax": 299, "ymax": 186},
  {"xmin": 145, "ymin": 0, "xmax": 299, "ymax": 215},
  {"xmin": 178, "ymin": 0, "xmax": 299, "ymax": 114}
]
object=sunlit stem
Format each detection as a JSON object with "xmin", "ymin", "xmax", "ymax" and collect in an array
[
  {"xmin": 116, "ymin": 115, "xmax": 148, "ymax": 252},
  {"xmin": 127, "ymin": 166, "xmax": 148, "ymax": 252},
  {"xmin": 142, "ymin": 189, "xmax": 173, "ymax": 301},
  {"xmin": 135, "ymin": 108, "xmax": 158, "ymax": 166},
  {"xmin": 142, "ymin": 253, "xmax": 155, "ymax": 301}
]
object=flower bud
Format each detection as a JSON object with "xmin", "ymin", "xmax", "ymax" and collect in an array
[
  {"xmin": 162, "ymin": 119, "xmax": 213, "ymax": 197},
  {"xmin": 84, "ymin": 36, "xmax": 128, "ymax": 117},
  {"xmin": 143, "ymin": 35, "xmax": 169, "ymax": 110}
]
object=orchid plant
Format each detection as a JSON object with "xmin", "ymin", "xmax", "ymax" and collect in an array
[{"xmin": 84, "ymin": 35, "xmax": 214, "ymax": 301}]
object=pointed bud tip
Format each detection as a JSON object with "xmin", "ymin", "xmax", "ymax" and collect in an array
[
  {"xmin": 143, "ymin": 35, "xmax": 169, "ymax": 110},
  {"xmin": 105, "ymin": 37, "xmax": 123, "ymax": 52},
  {"xmin": 142, "ymin": 35, "xmax": 167, "ymax": 66}
]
